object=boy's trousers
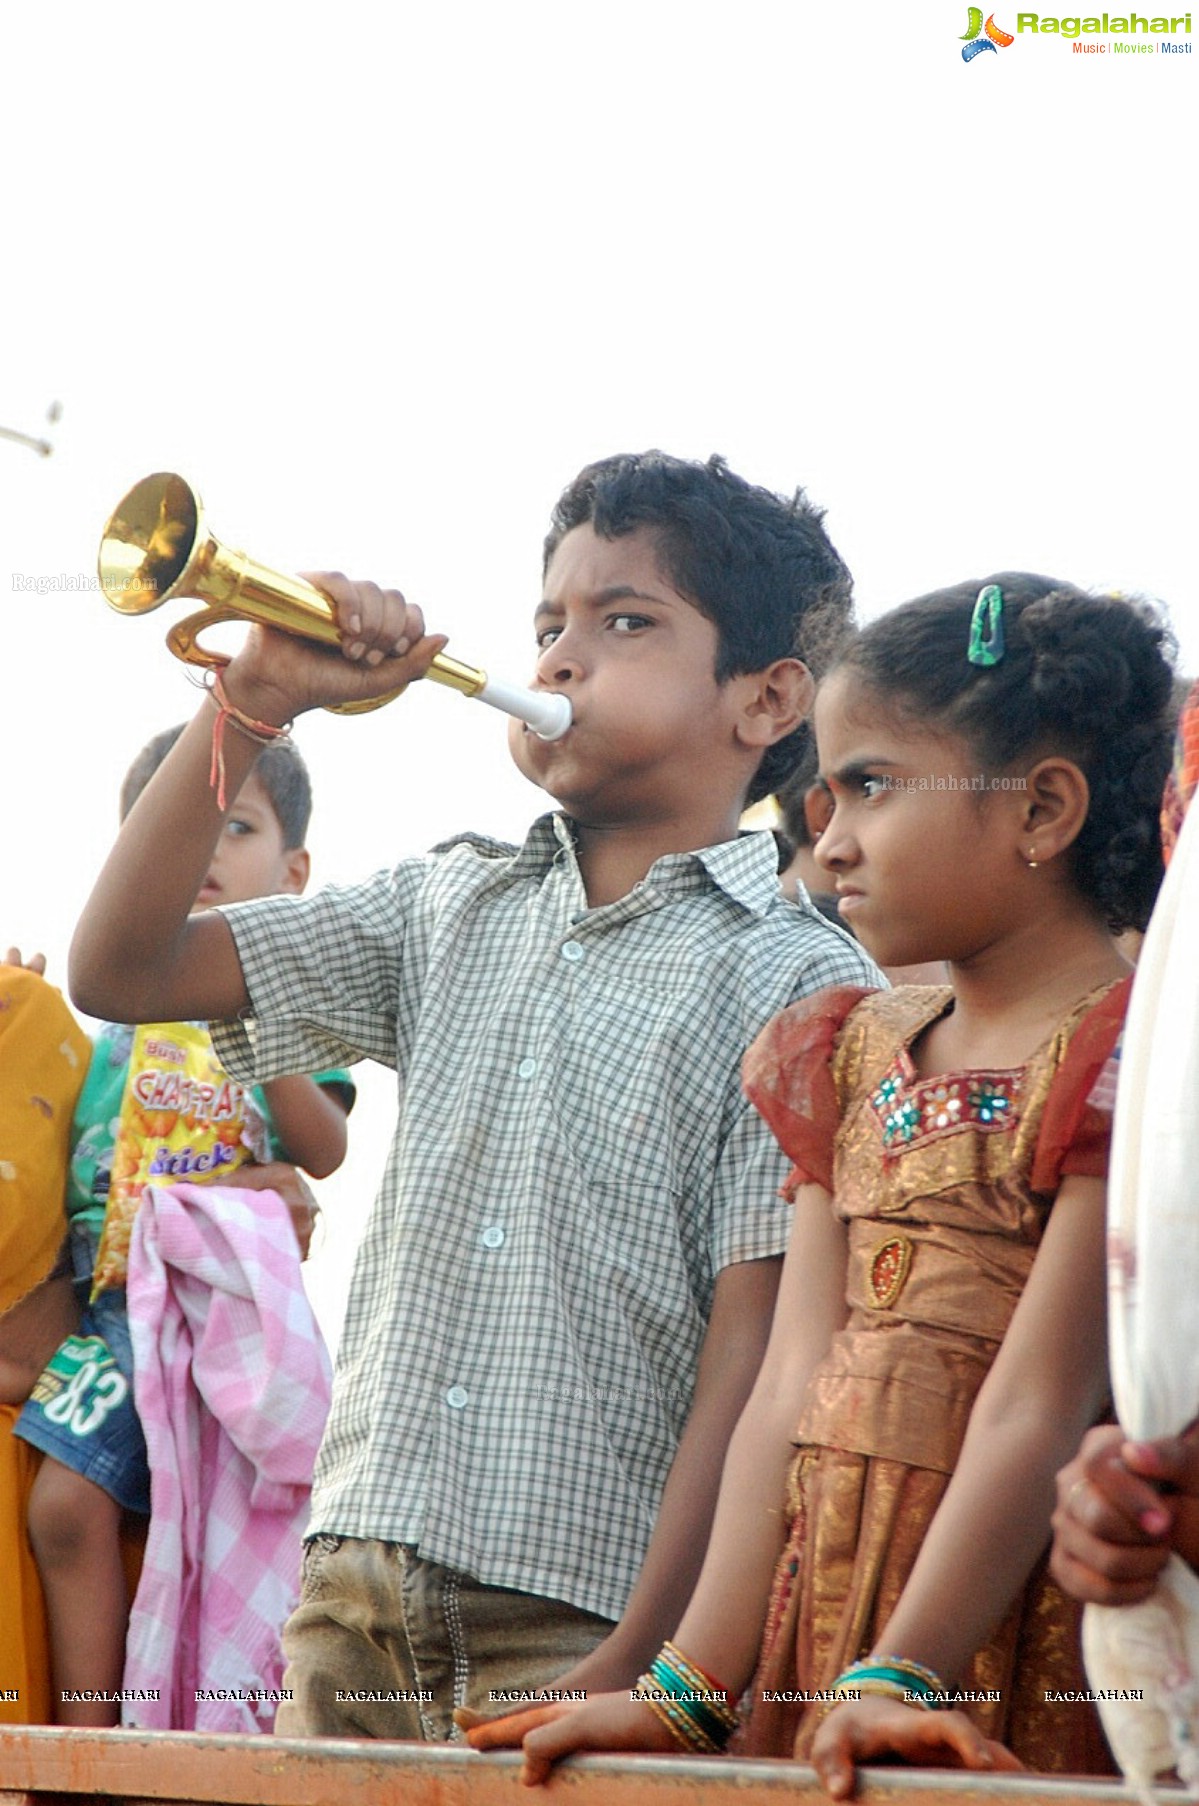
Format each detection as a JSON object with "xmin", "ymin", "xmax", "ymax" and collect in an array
[{"xmin": 274, "ymin": 1534, "xmax": 615, "ymax": 1741}]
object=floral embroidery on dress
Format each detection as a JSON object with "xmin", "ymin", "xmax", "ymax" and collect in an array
[
  {"xmin": 967, "ymin": 1079, "xmax": 1014, "ymax": 1124},
  {"xmin": 877, "ymin": 1093, "xmax": 922, "ymax": 1145},
  {"xmin": 923, "ymin": 1084, "xmax": 962, "ymax": 1130},
  {"xmin": 870, "ymin": 1057, "xmax": 1022, "ymax": 1151}
]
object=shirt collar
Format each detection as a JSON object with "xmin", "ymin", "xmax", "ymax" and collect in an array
[
  {"xmin": 504, "ymin": 815, "xmax": 780, "ymax": 917},
  {"xmin": 472, "ymin": 812, "xmax": 573, "ymax": 880},
  {"xmin": 681, "ymin": 832, "xmax": 783, "ymax": 917}
]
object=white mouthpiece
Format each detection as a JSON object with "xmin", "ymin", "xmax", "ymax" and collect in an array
[{"xmin": 477, "ymin": 677, "xmax": 572, "ymax": 741}]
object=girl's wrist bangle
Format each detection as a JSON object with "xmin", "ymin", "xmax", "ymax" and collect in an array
[
  {"xmin": 830, "ymin": 1657, "xmax": 948, "ymax": 1710},
  {"xmin": 632, "ymin": 1639, "xmax": 740, "ymax": 1753}
]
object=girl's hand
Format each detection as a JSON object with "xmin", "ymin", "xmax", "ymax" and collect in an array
[
  {"xmin": 457, "ymin": 1691, "xmax": 679, "ymax": 1786},
  {"xmin": 810, "ymin": 1699, "xmax": 1022, "ymax": 1800},
  {"xmin": 219, "ymin": 575, "xmax": 448, "ymax": 725}
]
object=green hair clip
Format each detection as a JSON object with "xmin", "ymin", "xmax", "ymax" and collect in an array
[{"xmin": 967, "ymin": 584, "xmax": 1005, "ymax": 667}]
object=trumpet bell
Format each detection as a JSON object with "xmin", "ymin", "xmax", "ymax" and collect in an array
[
  {"xmin": 98, "ymin": 471, "xmax": 343, "ymax": 647},
  {"xmin": 96, "ymin": 471, "xmax": 383, "ymax": 710},
  {"xmin": 99, "ymin": 473, "xmax": 203, "ymax": 616}
]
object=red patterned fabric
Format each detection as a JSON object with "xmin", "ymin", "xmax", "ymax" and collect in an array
[
  {"xmin": 741, "ymin": 986, "xmax": 877, "ymax": 1195},
  {"xmin": 1030, "ymin": 976, "xmax": 1132, "ymax": 1193}
]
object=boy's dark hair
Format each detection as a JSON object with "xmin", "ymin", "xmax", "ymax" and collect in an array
[
  {"xmin": 834, "ymin": 575, "xmax": 1176, "ymax": 933},
  {"xmin": 120, "ymin": 724, "xmax": 313, "ymax": 849},
  {"xmin": 774, "ymin": 735, "xmax": 821, "ymax": 849},
  {"xmin": 544, "ymin": 452, "xmax": 854, "ymax": 804}
]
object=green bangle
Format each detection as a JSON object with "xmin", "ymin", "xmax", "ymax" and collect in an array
[
  {"xmin": 636, "ymin": 1679, "xmax": 722, "ymax": 1753},
  {"xmin": 648, "ymin": 1655, "xmax": 737, "ymax": 1745},
  {"xmin": 650, "ymin": 1647, "xmax": 738, "ymax": 1723},
  {"xmin": 831, "ymin": 1658, "xmax": 947, "ymax": 1709},
  {"xmin": 835, "ymin": 1676, "xmax": 932, "ymax": 1711},
  {"xmin": 638, "ymin": 1650, "xmax": 737, "ymax": 1752}
]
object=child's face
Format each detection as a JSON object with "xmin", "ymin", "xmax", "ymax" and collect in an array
[
  {"xmin": 191, "ymin": 773, "xmax": 308, "ymax": 912},
  {"xmin": 508, "ymin": 523, "xmax": 743, "ymax": 827},
  {"xmin": 812, "ymin": 670, "xmax": 1023, "ymax": 968}
]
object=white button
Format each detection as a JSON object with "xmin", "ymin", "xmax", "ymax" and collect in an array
[
  {"xmin": 481, "ymin": 1225, "xmax": 505, "ymax": 1250},
  {"xmin": 561, "ymin": 940, "xmax": 584, "ymax": 962},
  {"xmin": 446, "ymin": 1385, "xmax": 469, "ymax": 1410},
  {"xmin": 517, "ymin": 1057, "xmax": 537, "ymax": 1079}
]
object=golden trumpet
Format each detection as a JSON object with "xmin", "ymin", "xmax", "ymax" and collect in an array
[{"xmin": 97, "ymin": 472, "xmax": 571, "ymax": 737}]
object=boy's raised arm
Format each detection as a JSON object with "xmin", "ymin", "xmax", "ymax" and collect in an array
[
  {"xmin": 70, "ymin": 589, "xmax": 446, "ymax": 1026},
  {"xmin": 71, "ymin": 703, "xmax": 260, "ymax": 1024}
]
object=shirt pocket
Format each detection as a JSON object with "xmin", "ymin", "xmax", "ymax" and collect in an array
[{"xmin": 546, "ymin": 972, "xmax": 714, "ymax": 1195}]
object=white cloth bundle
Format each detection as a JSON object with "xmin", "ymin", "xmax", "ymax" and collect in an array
[{"xmin": 1084, "ymin": 796, "xmax": 1199, "ymax": 1804}]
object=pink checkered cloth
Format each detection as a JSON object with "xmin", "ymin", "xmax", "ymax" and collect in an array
[{"xmin": 123, "ymin": 1183, "xmax": 332, "ymax": 1732}]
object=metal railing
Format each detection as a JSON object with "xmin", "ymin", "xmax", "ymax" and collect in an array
[{"xmin": 0, "ymin": 1727, "xmax": 1148, "ymax": 1806}]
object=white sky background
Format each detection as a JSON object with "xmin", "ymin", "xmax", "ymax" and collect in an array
[{"xmin": 2, "ymin": 1, "xmax": 1192, "ymax": 1347}]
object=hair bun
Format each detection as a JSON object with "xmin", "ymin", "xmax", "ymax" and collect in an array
[{"xmin": 1020, "ymin": 591, "xmax": 1168, "ymax": 731}]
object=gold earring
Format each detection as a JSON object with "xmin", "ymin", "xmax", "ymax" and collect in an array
[{"xmin": 1026, "ymin": 848, "xmax": 1039, "ymax": 870}]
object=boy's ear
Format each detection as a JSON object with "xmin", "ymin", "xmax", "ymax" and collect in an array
[
  {"xmin": 1017, "ymin": 756, "xmax": 1090, "ymax": 860},
  {"xmin": 733, "ymin": 658, "xmax": 816, "ymax": 750},
  {"xmin": 279, "ymin": 846, "xmax": 310, "ymax": 895}
]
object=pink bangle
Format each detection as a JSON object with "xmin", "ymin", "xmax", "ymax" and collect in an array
[{"xmin": 204, "ymin": 669, "xmax": 291, "ymax": 811}]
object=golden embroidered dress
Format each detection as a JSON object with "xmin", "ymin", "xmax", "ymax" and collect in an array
[{"xmin": 738, "ymin": 979, "xmax": 1129, "ymax": 1771}]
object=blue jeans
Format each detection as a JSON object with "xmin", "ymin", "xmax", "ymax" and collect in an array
[{"xmin": 13, "ymin": 1226, "xmax": 150, "ymax": 1515}]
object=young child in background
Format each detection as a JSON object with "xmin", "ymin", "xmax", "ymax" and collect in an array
[
  {"xmin": 67, "ymin": 451, "xmax": 882, "ymax": 1739},
  {"xmin": 463, "ymin": 575, "xmax": 1174, "ymax": 1788},
  {"xmin": 774, "ymin": 740, "xmax": 842, "ymax": 922},
  {"xmin": 15, "ymin": 728, "xmax": 352, "ymax": 1727}
]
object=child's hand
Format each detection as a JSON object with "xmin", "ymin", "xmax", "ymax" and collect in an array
[
  {"xmin": 810, "ymin": 1698, "xmax": 1022, "ymax": 1800},
  {"xmin": 456, "ymin": 1691, "xmax": 679, "ymax": 1786},
  {"xmin": 1051, "ymin": 1423, "xmax": 1199, "ymax": 1603},
  {"xmin": 1124, "ymin": 1431, "xmax": 1199, "ymax": 1573},
  {"xmin": 4, "ymin": 947, "xmax": 46, "ymax": 974},
  {"xmin": 236, "ymin": 1161, "xmax": 320, "ymax": 1260},
  {"xmin": 217, "ymin": 575, "xmax": 448, "ymax": 726}
]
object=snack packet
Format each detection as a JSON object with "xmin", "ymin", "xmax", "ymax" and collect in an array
[{"xmin": 91, "ymin": 1022, "xmax": 269, "ymax": 1297}]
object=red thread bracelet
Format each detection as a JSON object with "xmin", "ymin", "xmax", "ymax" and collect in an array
[{"xmin": 204, "ymin": 669, "xmax": 292, "ymax": 811}]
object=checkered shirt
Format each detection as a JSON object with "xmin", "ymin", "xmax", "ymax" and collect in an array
[{"xmin": 212, "ymin": 814, "xmax": 879, "ymax": 1620}]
